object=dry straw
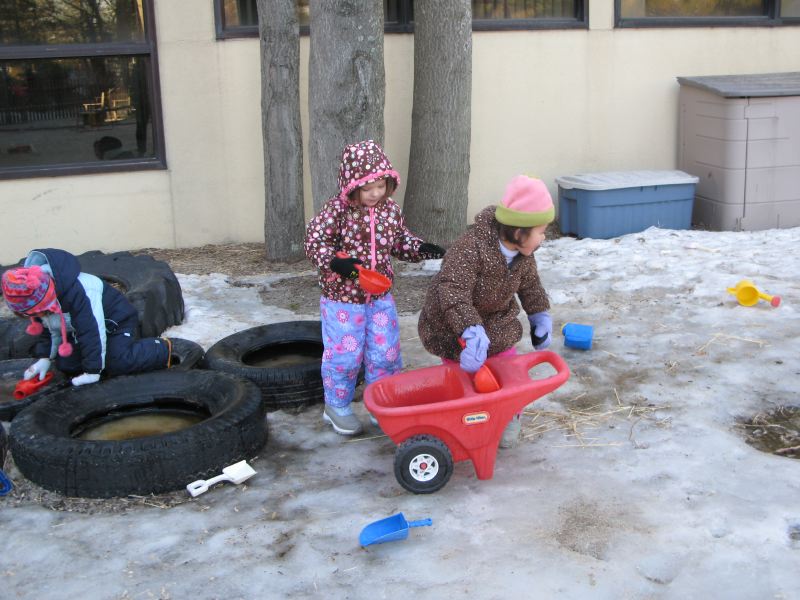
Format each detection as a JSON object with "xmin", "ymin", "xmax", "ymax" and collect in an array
[{"xmin": 521, "ymin": 388, "xmax": 671, "ymax": 448}]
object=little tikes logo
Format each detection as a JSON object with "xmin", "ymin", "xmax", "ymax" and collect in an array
[{"xmin": 463, "ymin": 411, "xmax": 490, "ymax": 425}]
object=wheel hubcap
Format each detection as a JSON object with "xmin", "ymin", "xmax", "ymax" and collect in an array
[{"xmin": 409, "ymin": 453, "xmax": 439, "ymax": 482}]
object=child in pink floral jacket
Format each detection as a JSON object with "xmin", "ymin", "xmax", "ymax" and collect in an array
[{"xmin": 304, "ymin": 139, "xmax": 444, "ymax": 436}]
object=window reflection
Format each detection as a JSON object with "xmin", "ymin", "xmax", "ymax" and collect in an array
[
  {"xmin": 781, "ymin": 0, "xmax": 800, "ymax": 16},
  {"xmin": 620, "ymin": 0, "xmax": 762, "ymax": 18},
  {"xmin": 472, "ymin": 0, "xmax": 576, "ymax": 19},
  {"xmin": 223, "ymin": 0, "xmax": 310, "ymax": 27},
  {"xmin": 0, "ymin": 0, "xmax": 145, "ymax": 46},
  {"xmin": 220, "ymin": 0, "xmax": 583, "ymax": 31},
  {"xmin": 0, "ymin": 57, "xmax": 154, "ymax": 168}
]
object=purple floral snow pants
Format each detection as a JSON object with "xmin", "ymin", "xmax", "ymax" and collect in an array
[{"xmin": 320, "ymin": 294, "xmax": 402, "ymax": 409}]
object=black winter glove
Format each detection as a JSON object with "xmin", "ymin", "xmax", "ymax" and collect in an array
[
  {"xmin": 330, "ymin": 255, "xmax": 363, "ymax": 278},
  {"xmin": 419, "ymin": 242, "xmax": 446, "ymax": 259}
]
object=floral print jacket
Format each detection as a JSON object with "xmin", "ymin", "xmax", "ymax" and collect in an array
[
  {"xmin": 305, "ymin": 195, "xmax": 426, "ymax": 303},
  {"xmin": 305, "ymin": 139, "xmax": 429, "ymax": 304}
]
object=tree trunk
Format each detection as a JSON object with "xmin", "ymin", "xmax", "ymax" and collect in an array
[
  {"xmin": 257, "ymin": 0, "xmax": 305, "ymax": 261},
  {"xmin": 404, "ymin": 1, "xmax": 472, "ymax": 246},
  {"xmin": 308, "ymin": 0, "xmax": 385, "ymax": 212}
]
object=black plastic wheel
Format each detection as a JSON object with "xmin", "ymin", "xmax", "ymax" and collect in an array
[
  {"xmin": 9, "ymin": 370, "xmax": 267, "ymax": 498},
  {"xmin": 393, "ymin": 434, "xmax": 454, "ymax": 494}
]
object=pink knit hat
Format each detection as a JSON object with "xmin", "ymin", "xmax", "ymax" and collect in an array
[
  {"xmin": 1, "ymin": 266, "xmax": 72, "ymax": 357},
  {"xmin": 495, "ymin": 175, "xmax": 555, "ymax": 227}
]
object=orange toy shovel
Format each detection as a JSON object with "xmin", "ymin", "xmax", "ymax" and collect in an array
[
  {"xmin": 13, "ymin": 371, "xmax": 55, "ymax": 400},
  {"xmin": 458, "ymin": 338, "xmax": 501, "ymax": 393},
  {"xmin": 335, "ymin": 251, "xmax": 392, "ymax": 294}
]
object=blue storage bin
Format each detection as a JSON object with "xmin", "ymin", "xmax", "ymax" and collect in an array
[{"xmin": 556, "ymin": 170, "xmax": 699, "ymax": 239}]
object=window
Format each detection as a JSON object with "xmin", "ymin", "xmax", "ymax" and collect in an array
[
  {"xmin": 216, "ymin": 0, "xmax": 310, "ymax": 38},
  {"xmin": 471, "ymin": 0, "xmax": 584, "ymax": 30},
  {"xmin": 214, "ymin": 0, "xmax": 586, "ymax": 39},
  {"xmin": 0, "ymin": 0, "xmax": 165, "ymax": 180},
  {"xmin": 617, "ymin": 0, "xmax": 800, "ymax": 26}
]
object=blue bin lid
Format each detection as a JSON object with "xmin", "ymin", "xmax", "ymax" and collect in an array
[{"xmin": 555, "ymin": 170, "xmax": 699, "ymax": 191}]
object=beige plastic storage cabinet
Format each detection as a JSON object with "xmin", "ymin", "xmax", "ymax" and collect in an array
[{"xmin": 677, "ymin": 72, "xmax": 800, "ymax": 231}]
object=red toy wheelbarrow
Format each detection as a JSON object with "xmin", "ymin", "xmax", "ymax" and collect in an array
[{"xmin": 364, "ymin": 350, "xmax": 570, "ymax": 494}]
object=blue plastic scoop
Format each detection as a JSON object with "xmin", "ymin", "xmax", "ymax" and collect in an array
[{"xmin": 359, "ymin": 512, "xmax": 432, "ymax": 547}]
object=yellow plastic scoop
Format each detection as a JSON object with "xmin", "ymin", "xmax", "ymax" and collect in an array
[{"xmin": 727, "ymin": 279, "xmax": 781, "ymax": 308}]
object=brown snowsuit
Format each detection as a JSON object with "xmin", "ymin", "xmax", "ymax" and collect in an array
[{"xmin": 418, "ymin": 206, "xmax": 550, "ymax": 360}]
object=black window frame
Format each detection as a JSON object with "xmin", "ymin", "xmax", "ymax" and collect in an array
[
  {"xmin": 214, "ymin": 0, "xmax": 588, "ymax": 39},
  {"xmin": 615, "ymin": 0, "xmax": 800, "ymax": 28},
  {"xmin": 0, "ymin": 0, "xmax": 167, "ymax": 181}
]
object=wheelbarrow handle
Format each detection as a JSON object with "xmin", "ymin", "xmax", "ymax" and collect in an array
[
  {"xmin": 519, "ymin": 349, "xmax": 569, "ymax": 374},
  {"xmin": 497, "ymin": 350, "xmax": 570, "ymax": 389}
]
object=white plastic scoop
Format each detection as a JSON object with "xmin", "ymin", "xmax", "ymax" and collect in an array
[{"xmin": 186, "ymin": 460, "xmax": 256, "ymax": 497}]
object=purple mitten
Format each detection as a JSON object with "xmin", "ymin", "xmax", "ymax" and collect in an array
[
  {"xmin": 460, "ymin": 325, "xmax": 490, "ymax": 373},
  {"xmin": 528, "ymin": 311, "xmax": 552, "ymax": 350}
]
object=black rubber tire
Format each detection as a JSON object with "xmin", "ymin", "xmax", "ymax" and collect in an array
[
  {"xmin": 9, "ymin": 370, "xmax": 267, "ymax": 498},
  {"xmin": 167, "ymin": 338, "xmax": 204, "ymax": 371},
  {"xmin": 201, "ymin": 321, "xmax": 325, "ymax": 412},
  {"xmin": 0, "ymin": 338, "xmax": 201, "ymax": 420},
  {"xmin": 0, "ymin": 359, "xmax": 68, "ymax": 422},
  {"xmin": 393, "ymin": 435, "xmax": 454, "ymax": 494},
  {"xmin": 76, "ymin": 251, "xmax": 184, "ymax": 338},
  {"xmin": 0, "ymin": 317, "xmax": 37, "ymax": 360},
  {"xmin": 0, "ymin": 422, "xmax": 7, "ymax": 466}
]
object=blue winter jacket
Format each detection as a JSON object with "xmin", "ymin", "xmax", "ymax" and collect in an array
[{"xmin": 25, "ymin": 248, "xmax": 138, "ymax": 374}]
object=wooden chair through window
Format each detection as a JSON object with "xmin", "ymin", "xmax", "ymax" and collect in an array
[
  {"xmin": 80, "ymin": 88, "xmax": 131, "ymax": 127},
  {"xmin": 81, "ymin": 90, "xmax": 106, "ymax": 127}
]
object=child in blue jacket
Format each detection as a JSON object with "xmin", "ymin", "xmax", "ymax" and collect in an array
[{"xmin": 2, "ymin": 248, "xmax": 171, "ymax": 386}]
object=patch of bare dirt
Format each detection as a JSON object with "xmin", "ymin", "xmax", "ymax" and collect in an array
[
  {"xmin": 258, "ymin": 271, "xmax": 432, "ymax": 315},
  {"xmin": 135, "ymin": 243, "xmax": 305, "ymax": 277}
]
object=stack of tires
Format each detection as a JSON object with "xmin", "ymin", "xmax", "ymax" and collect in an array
[
  {"xmin": 1, "ymin": 250, "xmax": 339, "ymax": 498},
  {"xmin": 0, "ymin": 250, "xmax": 201, "ymax": 421},
  {"xmin": 0, "ymin": 251, "xmax": 267, "ymax": 498},
  {"xmin": 1, "ymin": 250, "xmax": 185, "ymax": 359}
]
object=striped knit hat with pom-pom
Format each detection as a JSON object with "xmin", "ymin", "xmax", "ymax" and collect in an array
[{"xmin": 1, "ymin": 266, "xmax": 72, "ymax": 357}]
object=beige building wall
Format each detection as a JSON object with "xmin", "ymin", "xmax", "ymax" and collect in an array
[{"xmin": 1, "ymin": 1, "xmax": 799, "ymax": 264}]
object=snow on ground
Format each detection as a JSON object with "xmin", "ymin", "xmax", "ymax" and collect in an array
[{"xmin": 2, "ymin": 226, "xmax": 799, "ymax": 599}]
